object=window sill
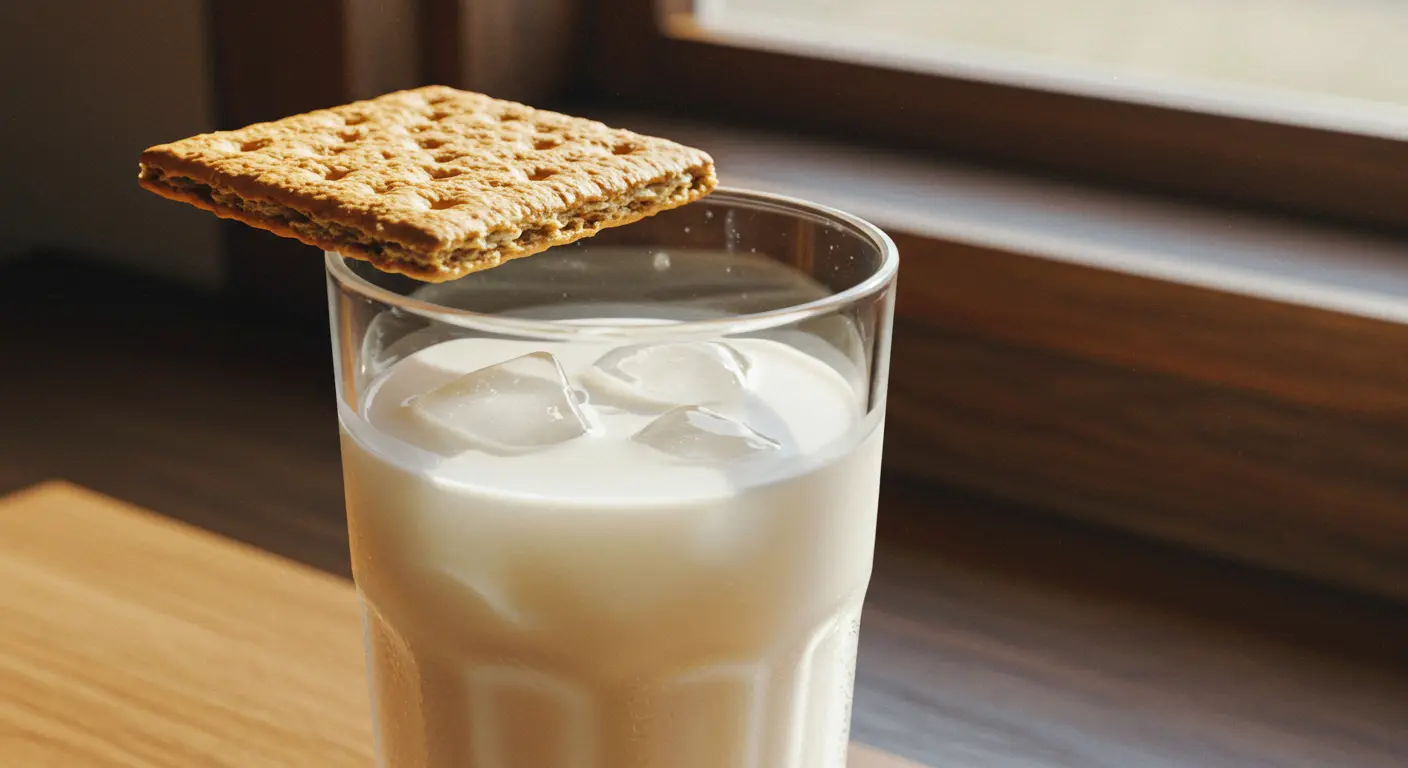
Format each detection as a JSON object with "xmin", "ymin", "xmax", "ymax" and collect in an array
[
  {"xmin": 597, "ymin": 110, "xmax": 1408, "ymax": 604},
  {"xmin": 612, "ymin": 113, "xmax": 1408, "ymax": 322}
]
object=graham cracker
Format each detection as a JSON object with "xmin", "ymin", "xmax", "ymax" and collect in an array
[{"xmin": 137, "ymin": 86, "xmax": 717, "ymax": 282}]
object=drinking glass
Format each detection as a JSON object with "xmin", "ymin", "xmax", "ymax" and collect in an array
[{"xmin": 327, "ymin": 188, "xmax": 898, "ymax": 768}]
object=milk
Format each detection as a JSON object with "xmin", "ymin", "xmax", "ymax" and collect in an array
[{"xmin": 340, "ymin": 332, "xmax": 883, "ymax": 768}]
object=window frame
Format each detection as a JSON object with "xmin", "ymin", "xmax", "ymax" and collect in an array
[{"xmin": 582, "ymin": 0, "xmax": 1408, "ymax": 234}]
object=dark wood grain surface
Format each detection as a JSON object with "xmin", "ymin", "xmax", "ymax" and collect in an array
[
  {"xmin": 886, "ymin": 235, "xmax": 1408, "ymax": 604},
  {"xmin": 4, "ymin": 253, "xmax": 1407, "ymax": 766}
]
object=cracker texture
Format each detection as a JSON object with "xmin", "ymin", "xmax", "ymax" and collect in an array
[{"xmin": 138, "ymin": 86, "xmax": 717, "ymax": 281}]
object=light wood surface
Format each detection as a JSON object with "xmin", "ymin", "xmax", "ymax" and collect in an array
[{"xmin": 0, "ymin": 481, "xmax": 919, "ymax": 767}]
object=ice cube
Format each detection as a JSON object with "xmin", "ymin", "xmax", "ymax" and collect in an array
[
  {"xmin": 406, "ymin": 352, "xmax": 591, "ymax": 455},
  {"xmin": 633, "ymin": 406, "xmax": 781, "ymax": 463},
  {"xmin": 584, "ymin": 342, "xmax": 750, "ymax": 410}
]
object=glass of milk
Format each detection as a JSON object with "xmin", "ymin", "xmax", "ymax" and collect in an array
[{"xmin": 326, "ymin": 188, "xmax": 898, "ymax": 768}]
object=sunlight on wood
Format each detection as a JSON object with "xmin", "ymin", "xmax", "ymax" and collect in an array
[{"xmin": 0, "ymin": 482, "xmax": 919, "ymax": 766}]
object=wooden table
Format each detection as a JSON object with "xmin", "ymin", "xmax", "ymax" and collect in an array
[{"xmin": 0, "ymin": 481, "xmax": 920, "ymax": 767}]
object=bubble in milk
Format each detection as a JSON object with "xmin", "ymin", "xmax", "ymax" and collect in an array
[{"xmin": 405, "ymin": 352, "xmax": 591, "ymax": 455}]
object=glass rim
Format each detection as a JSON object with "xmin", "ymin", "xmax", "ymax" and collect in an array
[{"xmin": 325, "ymin": 186, "xmax": 899, "ymax": 342}]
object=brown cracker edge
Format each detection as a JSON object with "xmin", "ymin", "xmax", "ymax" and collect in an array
[
  {"xmin": 139, "ymin": 174, "xmax": 460, "ymax": 281},
  {"xmin": 138, "ymin": 170, "xmax": 718, "ymax": 283}
]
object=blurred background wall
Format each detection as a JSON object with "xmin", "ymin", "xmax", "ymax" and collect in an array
[
  {"xmin": 0, "ymin": 0, "xmax": 420, "ymax": 292},
  {"xmin": 0, "ymin": 1, "xmax": 222, "ymax": 288}
]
